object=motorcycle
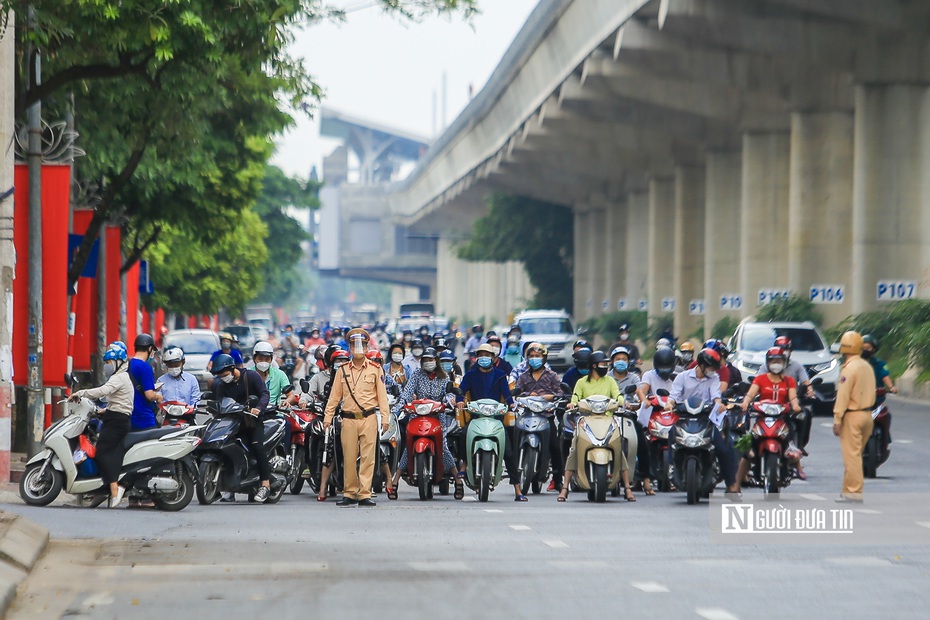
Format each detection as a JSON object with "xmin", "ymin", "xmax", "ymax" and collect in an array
[
  {"xmin": 194, "ymin": 396, "xmax": 290, "ymax": 504},
  {"xmin": 670, "ymin": 397, "xmax": 719, "ymax": 505},
  {"xmin": 512, "ymin": 395, "xmax": 563, "ymax": 495},
  {"xmin": 645, "ymin": 388, "xmax": 678, "ymax": 491},
  {"xmin": 863, "ymin": 388, "xmax": 892, "ymax": 478},
  {"xmin": 20, "ymin": 390, "xmax": 201, "ymax": 511},
  {"xmin": 742, "ymin": 399, "xmax": 797, "ymax": 497},
  {"xmin": 304, "ymin": 395, "xmax": 342, "ymax": 498},
  {"xmin": 160, "ymin": 400, "xmax": 198, "ymax": 427},
  {"xmin": 284, "ymin": 383, "xmax": 318, "ymax": 495},
  {"xmin": 571, "ymin": 395, "xmax": 626, "ymax": 503},
  {"xmin": 465, "ymin": 399, "xmax": 508, "ymax": 502},
  {"xmin": 373, "ymin": 392, "xmax": 401, "ymax": 494},
  {"xmin": 400, "ymin": 389, "xmax": 456, "ymax": 500}
]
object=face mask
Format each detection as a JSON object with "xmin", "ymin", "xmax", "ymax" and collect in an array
[
  {"xmin": 528, "ymin": 358, "xmax": 544, "ymax": 370},
  {"xmin": 704, "ymin": 370, "xmax": 718, "ymax": 380},
  {"xmin": 412, "ymin": 348, "xmax": 424, "ymax": 357},
  {"xmin": 220, "ymin": 373, "xmax": 235, "ymax": 384},
  {"xmin": 256, "ymin": 361, "xmax": 271, "ymax": 372},
  {"xmin": 579, "ymin": 368, "xmax": 590, "ymax": 376},
  {"xmin": 508, "ymin": 335, "xmax": 518, "ymax": 343},
  {"xmin": 221, "ymin": 342, "xmax": 231, "ymax": 351},
  {"xmin": 311, "ymin": 333, "xmax": 319, "ymax": 339},
  {"xmin": 613, "ymin": 360, "xmax": 629, "ymax": 373},
  {"xmin": 103, "ymin": 363, "xmax": 116, "ymax": 378},
  {"xmin": 477, "ymin": 356, "xmax": 493, "ymax": 369},
  {"xmin": 391, "ymin": 353, "xmax": 403, "ymax": 363},
  {"xmin": 594, "ymin": 365, "xmax": 609, "ymax": 376},
  {"xmin": 861, "ymin": 350, "xmax": 874, "ymax": 360},
  {"xmin": 167, "ymin": 367, "xmax": 182, "ymax": 378},
  {"xmin": 440, "ymin": 362, "xmax": 454, "ymax": 373},
  {"xmin": 404, "ymin": 335, "xmax": 412, "ymax": 342},
  {"xmin": 619, "ymin": 332, "xmax": 629, "ymax": 341},
  {"xmin": 507, "ymin": 344, "xmax": 519, "ymax": 354},
  {"xmin": 490, "ymin": 345, "xmax": 501, "ymax": 356},
  {"xmin": 422, "ymin": 361, "xmax": 437, "ymax": 373}
]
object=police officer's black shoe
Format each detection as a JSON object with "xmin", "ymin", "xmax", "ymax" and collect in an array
[
  {"xmin": 358, "ymin": 499, "xmax": 377, "ymax": 507},
  {"xmin": 336, "ymin": 497, "xmax": 358, "ymax": 507}
]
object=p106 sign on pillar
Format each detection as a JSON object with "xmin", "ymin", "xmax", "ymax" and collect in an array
[{"xmin": 809, "ymin": 285, "xmax": 845, "ymax": 304}]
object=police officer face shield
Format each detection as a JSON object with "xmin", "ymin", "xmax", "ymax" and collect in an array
[{"xmin": 350, "ymin": 335, "xmax": 367, "ymax": 358}]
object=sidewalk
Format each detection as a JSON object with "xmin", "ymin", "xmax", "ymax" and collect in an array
[{"xmin": 0, "ymin": 512, "xmax": 49, "ymax": 616}]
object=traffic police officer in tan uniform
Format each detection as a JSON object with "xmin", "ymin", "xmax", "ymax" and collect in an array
[
  {"xmin": 324, "ymin": 328, "xmax": 390, "ymax": 507},
  {"xmin": 832, "ymin": 331, "xmax": 875, "ymax": 503}
]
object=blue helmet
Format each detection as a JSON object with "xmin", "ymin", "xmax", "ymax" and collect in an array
[
  {"xmin": 438, "ymin": 350, "xmax": 455, "ymax": 362},
  {"xmin": 103, "ymin": 341, "xmax": 128, "ymax": 362}
]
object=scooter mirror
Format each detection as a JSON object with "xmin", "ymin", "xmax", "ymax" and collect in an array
[
  {"xmin": 300, "ymin": 379, "xmax": 310, "ymax": 393},
  {"xmin": 390, "ymin": 384, "xmax": 401, "ymax": 397},
  {"xmin": 656, "ymin": 388, "xmax": 669, "ymax": 397},
  {"xmin": 248, "ymin": 395, "xmax": 259, "ymax": 406},
  {"xmin": 811, "ymin": 377, "xmax": 824, "ymax": 387},
  {"xmin": 511, "ymin": 388, "xmax": 523, "ymax": 397},
  {"xmin": 722, "ymin": 389, "xmax": 734, "ymax": 400},
  {"xmin": 624, "ymin": 384, "xmax": 637, "ymax": 395},
  {"xmin": 560, "ymin": 382, "xmax": 571, "ymax": 394},
  {"xmin": 201, "ymin": 391, "xmax": 213, "ymax": 401},
  {"xmin": 445, "ymin": 384, "xmax": 462, "ymax": 397}
]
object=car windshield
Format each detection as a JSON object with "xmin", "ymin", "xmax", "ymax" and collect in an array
[
  {"xmin": 517, "ymin": 318, "xmax": 574, "ymax": 336},
  {"xmin": 739, "ymin": 326, "xmax": 825, "ymax": 353},
  {"xmin": 225, "ymin": 326, "xmax": 252, "ymax": 339},
  {"xmin": 165, "ymin": 334, "xmax": 216, "ymax": 355}
]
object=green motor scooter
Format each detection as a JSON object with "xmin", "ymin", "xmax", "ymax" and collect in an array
[{"xmin": 465, "ymin": 399, "xmax": 508, "ymax": 502}]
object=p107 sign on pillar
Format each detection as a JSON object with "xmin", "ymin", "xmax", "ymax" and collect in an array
[{"xmin": 877, "ymin": 281, "xmax": 917, "ymax": 302}]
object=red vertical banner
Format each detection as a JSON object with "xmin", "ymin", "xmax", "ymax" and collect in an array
[
  {"xmin": 105, "ymin": 226, "xmax": 121, "ymax": 345},
  {"xmin": 71, "ymin": 210, "xmax": 98, "ymax": 372},
  {"xmin": 12, "ymin": 164, "xmax": 71, "ymax": 388},
  {"xmin": 154, "ymin": 308, "xmax": 166, "ymax": 344},
  {"xmin": 125, "ymin": 262, "xmax": 140, "ymax": 345}
]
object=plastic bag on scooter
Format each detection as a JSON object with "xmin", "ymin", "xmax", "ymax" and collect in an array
[{"xmin": 78, "ymin": 457, "xmax": 99, "ymax": 478}]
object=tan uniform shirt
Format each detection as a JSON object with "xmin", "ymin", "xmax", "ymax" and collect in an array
[
  {"xmin": 324, "ymin": 359, "xmax": 390, "ymax": 425},
  {"xmin": 833, "ymin": 355, "xmax": 876, "ymax": 424}
]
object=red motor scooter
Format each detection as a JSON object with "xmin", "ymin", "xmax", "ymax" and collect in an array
[
  {"xmin": 863, "ymin": 388, "xmax": 891, "ymax": 478},
  {"xmin": 285, "ymin": 404, "xmax": 317, "ymax": 495},
  {"xmin": 746, "ymin": 399, "xmax": 797, "ymax": 497},
  {"xmin": 401, "ymin": 398, "xmax": 451, "ymax": 500},
  {"xmin": 160, "ymin": 401, "xmax": 197, "ymax": 427},
  {"xmin": 646, "ymin": 388, "xmax": 678, "ymax": 491}
]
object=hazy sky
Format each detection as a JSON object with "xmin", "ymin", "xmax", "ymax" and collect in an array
[{"xmin": 271, "ymin": 0, "xmax": 540, "ymax": 180}]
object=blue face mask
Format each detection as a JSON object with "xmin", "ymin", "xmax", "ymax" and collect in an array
[
  {"xmin": 506, "ymin": 345, "xmax": 520, "ymax": 354},
  {"xmin": 440, "ymin": 362, "xmax": 454, "ymax": 373},
  {"xmin": 477, "ymin": 356, "xmax": 493, "ymax": 369},
  {"xmin": 613, "ymin": 360, "xmax": 629, "ymax": 373},
  {"xmin": 528, "ymin": 358, "xmax": 544, "ymax": 370},
  {"xmin": 578, "ymin": 368, "xmax": 590, "ymax": 376}
]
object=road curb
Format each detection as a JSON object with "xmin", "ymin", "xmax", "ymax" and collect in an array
[{"xmin": 0, "ymin": 511, "xmax": 49, "ymax": 616}]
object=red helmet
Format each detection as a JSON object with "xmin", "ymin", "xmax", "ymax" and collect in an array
[
  {"xmin": 330, "ymin": 350, "xmax": 350, "ymax": 365},
  {"xmin": 773, "ymin": 335, "xmax": 792, "ymax": 349},
  {"xmin": 366, "ymin": 350, "xmax": 383, "ymax": 364},
  {"xmin": 696, "ymin": 347, "xmax": 722, "ymax": 370},
  {"xmin": 765, "ymin": 346, "xmax": 788, "ymax": 364}
]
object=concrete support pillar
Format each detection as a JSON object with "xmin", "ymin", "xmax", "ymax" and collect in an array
[
  {"xmin": 648, "ymin": 178, "xmax": 675, "ymax": 324},
  {"xmin": 851, "ymin": 84, "xmax": 930, "ymax": 313},
  {"xmin": 606, "ymin": 199, "xmax": 628, "ymax": 313},
  {"xmin": 740, "ymin": 132, "xmax": 791, "ymax": 317},
  {"xmin": 573, "ymin": 208, "xmax": 591, "ymax": 320},
  {"xmin": 788, "ymin": 111, "xmax": 854, "ymax": 325},
  {"xmin": 588, "ymin": 206, "xmax": 608, "ymax": 316},
  {"xmin": 626, "ymin": 191, "xmax": 649, "ymax": 312},
  {"xmin": 673, "ymin": 166, "xmax": 705, "ymax": 340},
  {"xmin": 704, "ymin": 152, "xmax": 743, "ymax": 338}
]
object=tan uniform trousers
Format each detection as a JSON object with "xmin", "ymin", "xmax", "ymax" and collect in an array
[
  {"xmin": 341, "ymin": 414, "xmax": 379, "ymax": 500},
  {"xmin": 840, "ymin": 410, "xmax": 873, "ymax": 498}
]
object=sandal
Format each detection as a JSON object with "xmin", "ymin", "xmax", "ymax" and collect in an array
[
  {"xmin": 387, "ymin": 486, "xmax": 398, "ymax": 500},
  {"xmin": 514, "ymin": 494, "xmax": 528, "ymax": 502},
  {"xmin": 624, "ymin": 488, "xmax": 637, "ymax": 502},
  {"xmin": 454, "ymin": 477, "xmax": 464, "ymax": 500},
  {"xmin": 795, "ymin": 468, "xmax": 808, "ymax": 481},
  {"xmin": 317, "ymin": 494, "xmax": 327, "ymax": 502},
  {"xmin": 643, "ymin": 482, "xmax": 656, "ymax": 496},
  {"xmin": 557, "ymin": 490, "xmax": 569, "ymax": 502}
]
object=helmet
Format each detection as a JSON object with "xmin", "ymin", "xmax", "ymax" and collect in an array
[
  {"xmin": 211, "ymin": 353, "xmax": 236, "ymax": 375},
  {"xmin": 862, "ymin": 334, "xmax": 879, "ymax": 351},
  {"xmin": 219, "ymin": 332, "xmax": 232, "ymax": 342},
  {"xmin": 330, "ymin": 349, "xmax": 350, "ymax": 365},
  {"xmin": 589, "ymin": 351, "xmax": 608, "ymax": 365},
  {"xmin": 366, "ymin": 350, "xmax": 383, "ymax": 364},
  {"xmin": 420, "ymin": 347, "xmax": 437, "ymax": 360},
  {"xmin": 433, "ymin": 335, "xmax": 448, "ymax": 350},
  {"xmin": 610, "ymin": 346, "xmax": 631, "ymax": 360},
  {"xmin": 765, "ymin": 346, "xmax": 788, "ymax": 365},
  {"xmin": 572, "ymin": 349, "xmax": 592, "ymax": 365},
  {"xmin": 438, "ymin": 350, "xmax": 455, "ymax": 362},
  {"xmin": 839, "ymin": 331, "xmax": 864, "ymax": 356},
  {"xmin": 696, "ymin": 348, "xmax": 722, "ymax": 370},
  {"xmin": 653, "ymin": 347, "xmax": 676, "ymax": 379},
  {"xmin": 656, "ymin": 338, "xmax": 672, "ymax": 349},
  {"xmin": 679, "ymin": 342, "xmax": 695, "ymax": 353},
  {"xmin": 134, "ymin": 333, "xmax": 156, "ymax": 351},
  {"xmin": 525, "ymin": 342, "xmax": 548, "ymax": 358},
  {"xmin": 618, "ymin": 324, "xmax": 630, "ymax": 334},
  {"xmin": 162, "ymin": 347, "xmax": 185, "ymax": 364},
  {"xmin": 411, "ymin": 337, "xmax": 423, "ymax": 347},
  {"xmin": 573, "ymin": 339, "xmax": 591, "ymax": 350},
  {"xmin": 103, "ymin": 341, "xmax": 128, "ymax": 362},
  {"xmin": 773, "ymin": 335, "xmax": 792, "ymax": 349},
  {"xmin": 324, "ymin": 344, "xmax": 343, "ymax": 367},
  {"xmin": 253, "ymin": 341, "xmax": 274, "ymax": 357}
]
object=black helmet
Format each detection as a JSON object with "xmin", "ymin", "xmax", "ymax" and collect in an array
[
  {"xmin": 653, "ymin": 347, "xmax": 676, "ymax": 379},
  {"xmin": 211, "ymin": 353, "xmax": 236, "ymax": 375},
  {"xmin": 588, "ymin": 351, "xmax": 607, "ymax": 365},
  {"xmin": 862, "ymin": 334, "xmax": 879, "ymax": 351},
  {"xmin": 573, "ymin": 339, "xmax": 590, "ymax": 350},
  {"xmin": 420, "ymin": 347, "xmax": 437, "ymax": 360},
  {"xmin": 324, "ymin": 344, "xmax": 342, "ymax": 367},
  {"xmin": 134, "ymin": 333, "xmax": 156, "ymax": 352},
  {"xmin": 572, "ymin": 349, "xmax": 592, "ymax": 366}
]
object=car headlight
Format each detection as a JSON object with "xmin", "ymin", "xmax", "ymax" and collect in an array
[{"xmin": 811, "ymin": 359, "xmax": 838, "ymax": 374}]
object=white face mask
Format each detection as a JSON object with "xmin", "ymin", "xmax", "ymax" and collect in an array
[
  {"xmin": 167, "ymin": 367, "xmax": 182, "ymax": 378},
  {"xmin": 704, "ymin": 370, "xmax": 718, "ymax": 380},
  {"xmin": 422, "ymin": 361, "xmax": 437, "ymax": 373},
  {"xmin": 256, "ymin": 361, "xmax": 271, "ymax": 372},
  {"xmin": 412, "ymin": 348, "xmax": 424, "ymax": 357},
  {"xmin": 490, "ymin": 345, "xmax": 501, "ymax": 356},
  {"xmin": 220, "ymin": 373, "xmax": 235, "ymax": 384},
  {"xmin": 391, "ymin": 353, "xmax": 403, "ymax": 363},
  {"xmin": 768, "ymin": 362, "xmax": 785, "ymax": 375}
]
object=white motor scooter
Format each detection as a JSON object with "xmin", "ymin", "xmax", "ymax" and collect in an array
[{"xmin": 19, "ymin": 395, "xmax": 202, "ymax": 511}]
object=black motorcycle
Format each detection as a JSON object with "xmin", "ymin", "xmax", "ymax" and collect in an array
[
  {"xmin": 670, "ymin": 397, "xmax": 719, "ymax": 505},
  {"xmin": 195, "ymin": 396, "xmax": 290, "ymax": 504},
  {"xmin": 512, "ymin": 394, "xmax": 566, "ymax": 494}
]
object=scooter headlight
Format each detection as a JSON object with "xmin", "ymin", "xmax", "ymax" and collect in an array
[
  {"xmin": 676, "ymin": 431, "xmax": 711, "ymax": 448},
  {"xmin": 760, "ymin": 403, "xmax": 782, "ymax": 417},
  {"xmin": 415, "ymin": 403, "xmax": 434, "ymax": 416},
  {"xmin": 588, "ymin": 401, "xmax": 608, "ymax": 414},
  {"xmin": 523, "ymin": 399, "xmax": 549, "ymax": 414}
]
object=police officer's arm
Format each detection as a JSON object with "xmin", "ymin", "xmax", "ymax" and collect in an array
[
  {"xmin": 833, "ymin": 367, "xmax": 852, "ymax": 425},
  {"xmin": 324, "ymin": 370, "xmax": 344, "ymax": 428}
]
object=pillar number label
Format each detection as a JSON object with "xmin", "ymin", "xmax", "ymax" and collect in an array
[
  {"xmin": 638, "ymin": 299, "xmax": 649, "ymax": 311},
  {"xmin": 617, "ymin": 299, "xmax": 628, "ymax": 311},
  {"xmin": 758, "ymin": 289, "xmax": 790, "ymax": 306},
  {"xmin": 877, "ymin": 280, "xmax": 916, "ymax": 301},
  {"xmin": 809, "ymin": 285, "xmax": 845, "ymax": 304},
  {"xmin": 689, "ymin": 300, "xmax": 705, "ymax": 316},
  {"xmin": 602, "ymin": 299, "xmax": 609, "ymax": 310},
  {"xmin": 719, "ymin": 294, "xmax": 742, "ymax": 311},
  {"xmin": 661, "ymin": 297, "xmax": 676, "ymax": 312}
]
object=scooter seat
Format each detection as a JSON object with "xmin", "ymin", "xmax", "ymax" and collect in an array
[{"xmin": 123, "ymin": 426, "xmax": 179, "ymax": 449}]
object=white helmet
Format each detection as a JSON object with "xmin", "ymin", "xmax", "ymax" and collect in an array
[
  {"xmin": 162, "ymin": 347, "xmax": 184, "ymax": 364},
  {"xmin": 253, "ymin": 341, "xmax": 275, "ymax": 357}
]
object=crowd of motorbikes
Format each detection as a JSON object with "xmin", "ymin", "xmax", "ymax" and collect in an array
[{"xmin": 18, "ymin": 337, "xmax": 893, "ymax": 512}]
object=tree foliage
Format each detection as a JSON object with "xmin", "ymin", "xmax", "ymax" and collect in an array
[
  {"xmin": 754, "ymin": 295, "xmax": 824, "ymax": 326},
  {"xmin": 457, "ymin": 194, "xmax": 573, "ymax": 310}
]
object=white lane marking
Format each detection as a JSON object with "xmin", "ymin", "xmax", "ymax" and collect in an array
[
  {"xmin": 632, "ymin": 581, "xmax": 669, "ymax": 593},
  {"xmin": 916, "ymin": 521, "xmax": 930, "ymax": 529},
  {"xmin": 542, "ymin": 540, "xmax": 570, "ymax": 548},
  {"xmin": 462, "ymin": 496, "xmax": 478, "ymax": 502},
  {"xmin": 409, "ymin": 561, "xmax": 471, "ymax": 572},
  {"xmin": 549, "ymin": 560, "xmax": 609, "ymax": 570},
  {"xmin": 94, "ymin": 563, "xmax": 327, "ymax": 578},
  {"xmin": 696, "ymin": 607, "xmax": 739, "ymax": 620},
  {"xmin": 896, "ymin": 439, "xmax": 913, "ymax": 444},
  {"xmin": 484, "ymin": 509, "xmax": 503, "ymax": 513},
  {"xmin": 509, "ymin": 524, "xmax": 532, "ymax": 531},
  {"xmin": 820, "ymin": 422, "xmax": 834, "ymax": 428},
  {"xmin": 824, "ymin": 556, "xmax": 891, "ymax": 567},
  {"xmin": 854, "ymin": 508, "xmax": 882, "ymax": 515},
  {"xmin": 799, "ymin": 493, "xmax": 827, "ymax": 501}
]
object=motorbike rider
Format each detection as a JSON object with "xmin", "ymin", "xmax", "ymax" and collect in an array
[
  {"xmin": 308, "ymin": 345, "xmax": 343, "ymax": 400},
  {"xmin": 737, "ymin": 346, "xmax": 803, "ymax": 484},
  {"xmin": 394, "ymin": 348, "xmax": 460, "ymax": 500},
  {"xmin": 252, "ymin": 341, "xmax": 297, "ymax": 408},
  {"xmin": 610, "ymin": 346, "xmax": 652, "ymax": 495},
  {"xmin": 562, "ymin": 345, "xmax": 593, "ymax": 391},
  {"xmin": 558, "ymin": 351, "xmax": 635, "ymax": 502},
  {"xmin": 313, "ymin": 348, "xmax": 350, "ymax": 502},
  {"xmin": 665, "ymin": 347, "xmax": 741, "ymax": 496},
  {"xmin": 833, "ymin": 331, "xmax": 876, "ymax": 503},
  {"xmin": 399, "ymin": 329, "xmax": 414, "ymax": 350},
  {"xmin": 513, "ymin": 343, "xmax": 564, "ymax": 492},
  {"xmin": 439, "ymin": 350, "xmax": 461, "ymax": 384},
  {"xmin": 304, "ymin": 328, "xmax": 326, "ymax": 349},
  {"xmin": 433, "ymin": 333, "xmax": 463, "ymax": 376},
  {"xmin": 503, "ymin": 325, "xmax": 523, "ymax": 368},
  {"xmin": 464, "ymin": 324, "xmax": 484, "ymax": 353},
  {"xmin": 614, "ymin": 324, "xmax": 640, "ymax": 367},
  {"xmin": 641, "ymin": 346, "xmax": 677, "ymax": 397},
  {"xmin": 861, "ymin": 335, "xmax": 897, "ymax": 404},
  {"xmin": 509, "ymin": 341, "xmax": 553, "ymax": 384},
  {"xmin": 127, "ymin": 334, "xmax": 163, "ymax": 434},
  {"xmin": 385, "ymin": 343, "xmax": 408, "ymax": 387},
  {"xmin": 485, "ymin": 335, "xmax": 514, "ymax": 376},
  {"xmin": 403, "ymin": 338, "xmax": 425, "ymax": 380},
  {"xmin": 769, "ymin": 336, "xmax": 813, "ymax": 398},
  {"xmin": 211, "ymin": 353, "xmax": 273, "ymax": 503},
  {"xmin": 455, "ymin": 343, "xmax": 527, "ymax": 501},
  {"xmin": 676, "ymin": 342, "xmax": 695, "ymax": 372},
  {"xmin": 157, "ymin": 347, "xmax": 201, "ymax": 407},
  {"xmin": 208, "ymin": 332, "xmax": 244, "ymax": 371},
  {"xmin": 69, "ymin": 341, "xmax": 135, "ymax": 508}
]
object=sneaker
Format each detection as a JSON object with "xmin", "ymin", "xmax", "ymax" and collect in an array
[
  {"xmin": 254, "ymin": 486, "xmax": 270, "ymax": 503},
  {"xmin": 547, "ymin": 480, "xmax": 556, "ymax": 492},
  {"xmin": 108, "ymin": 486, "xmax": 126, "ymax": 509},
  {"xmin": 220, "ymin": 493, "xmax": 236, "ymax": 503}
]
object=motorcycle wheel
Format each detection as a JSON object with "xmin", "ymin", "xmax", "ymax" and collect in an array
[
  {"xmin": 289, "ymin": 451, "xmax": 306, "ymax": 495},
  {"xmin": 863, "ymin": 435, "xmax": 879, "ymax": 479},
  {"xmin": 152, "ymin": 469, "xmax": 195, "ymax": 512},
  {"xmin": 519, "ymin": 448, "xmax": 537, "ymax": 498},
  {"xmin": 764, "ymin": 453, "xmax": 780, "ymax": 497},
  {"xmin": 586, "ymin": 489, "xmax": 595, "ymax": 502},
  {"xmin": 531, "ymin": 480, "xmax": 542, "ymax": 495},
  {"xmin": 196, "ymin": 461, "xmax": 222, "ymax": 505},
  {"xmin": 19, "ymin": 463, "xmax": 63, "ymax": 506},
  {"xmin": 478, "ymin": 452, "xmax": 492, "ymax": 503},
  {"xmin": 685, "ymin": 457, "xmax": 700, "ymax": 505},
  {"xmin": 592, "ymin": 463, "xmax": 608, "ymax": 503},
  {"xmin": 266, "ymin": 481, "xmax": 286, "ymax": 504},
  {"xmin": 438, "ymin": 478, "xmax": 450, "ymax": 495},
  {"xmin": 416, "ymin": 453, "xmax": 430, "ymax": 501}
]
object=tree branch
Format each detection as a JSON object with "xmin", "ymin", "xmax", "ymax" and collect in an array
[
  {"xmin": 120, "ymin": 224, "xmax": 162, "ymax": 274},
  {"xmin": 24, "ymin": 53, "xmax": 153, "ymax": 106}
]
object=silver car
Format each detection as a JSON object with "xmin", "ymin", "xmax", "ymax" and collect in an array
[
  {"xmin": 163, "ymin": 329, "xmax": 221, "ymax": 391},
  {"xmin": 729, "ymin": 321, "xmax": 840, "ymax": 413},
  {"xmin": 514, "ymin": 310, "xmax": 578, "ymax": 372}
]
